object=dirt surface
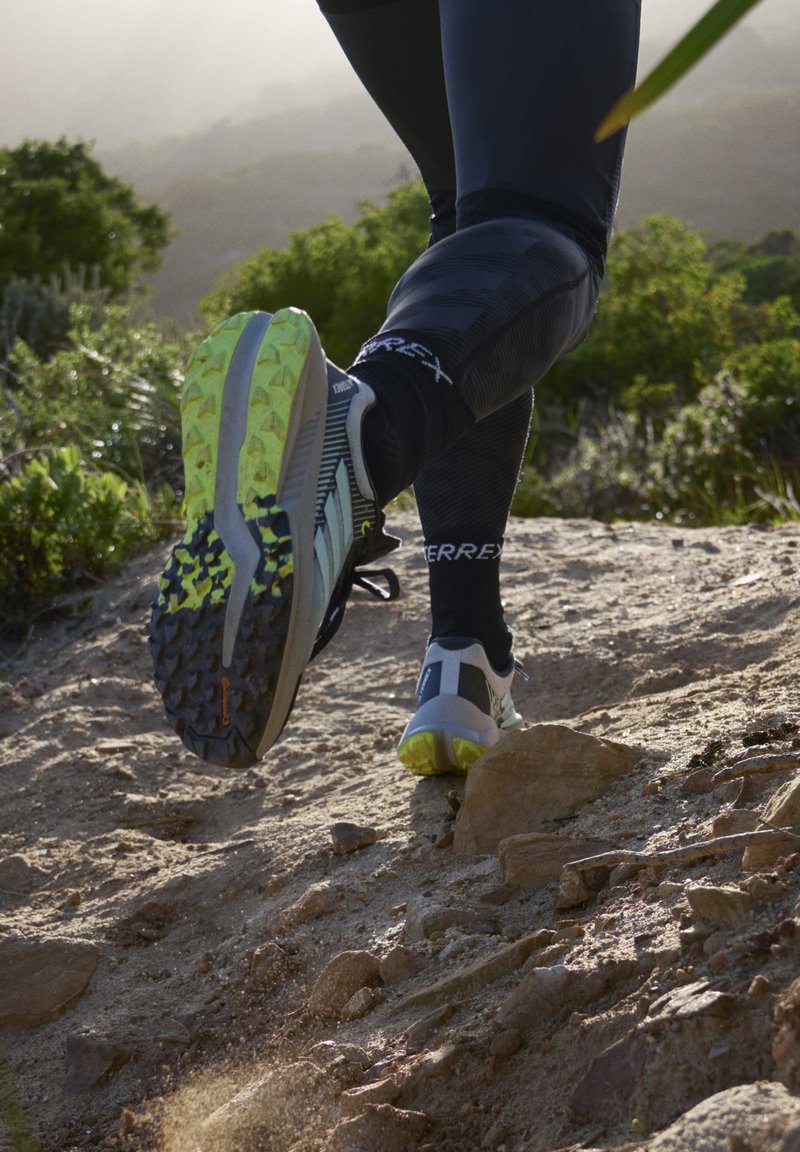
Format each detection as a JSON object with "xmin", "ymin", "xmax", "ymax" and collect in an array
[{"xmin": 2, "ymin": 512, "xmax": 800, "ymax": 1152}]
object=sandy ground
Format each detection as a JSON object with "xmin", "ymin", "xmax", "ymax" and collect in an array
[{"xmin": 2, "ymin": 511, "xmax": 800, "ymax": 1152}]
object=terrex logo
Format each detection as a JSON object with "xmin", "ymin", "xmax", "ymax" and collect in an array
[
  {"xmin": 357, "ymin": 336, "xmax": 453, "ymax": 386},
  {"xmin": 424, "ymin": 543, "xmax": 503, "ymax": 562}
]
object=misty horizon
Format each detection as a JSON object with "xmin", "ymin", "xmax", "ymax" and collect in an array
[{"xmin": 3, "ymin": 0, "xmax": 799, "ymax": 151}]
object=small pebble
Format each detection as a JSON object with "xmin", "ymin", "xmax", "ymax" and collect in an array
[
  {"xmin": 490, "ymin": 1029, "xmax": 523, "ymax": 1061},
  {"xmin": 435, "ymin": 826, "xmax": 454, "ymax": 850},
  {"xmin": 330, "ymin": 823, "xmax": 378, "ymax": 856},
  {"xmin": 379, "ymin": 945, "xmax": 419, "ymax": 987},
  {"xmin": 341, "ymin": 987, "xmax": 376, "ymax": 1021}
]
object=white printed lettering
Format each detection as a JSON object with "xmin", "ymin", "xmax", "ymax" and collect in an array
[
  {"xmin": 424, "ymin": 542, "xmax": 504, "ymax": 562},
  {"xmin": 357, "ymin": 336, "xmax": 454, "ymax": 387}
]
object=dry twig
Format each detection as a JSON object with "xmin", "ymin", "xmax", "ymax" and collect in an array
[
  {"xmin": 565, "ymin": 826, "xmax": 800, "ymax": 875},
  {"xmin": 709, "ymin": 753, "xmax": 800, "ymax": 788}
]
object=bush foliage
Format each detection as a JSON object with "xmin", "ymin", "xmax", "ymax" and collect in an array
[
  {"xmin": 0, "ymin": 138, "xmax": 173, "ymax": 297},
  {"xmin": 1, "ymin": 302, "xmax": 188, "ymax": 629},
  {"xmin": 0, "ymin": 445, "xmax": 174, "ymax": 622},
  {"xmin": 522, "ymin": 217, "xmax": 800, "ymax": 523},
  {"xmin": 202, "ymin": 181, "xmax": 430, "ymax": 366}
]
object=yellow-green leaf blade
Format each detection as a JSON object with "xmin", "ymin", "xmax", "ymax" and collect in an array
[{"xmin": 595, "ymin": 0, "xmax": 766, "ymax": 142}]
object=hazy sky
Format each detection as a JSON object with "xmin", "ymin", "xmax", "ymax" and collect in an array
[
  {"xmin": 2, "ymin": 0, "xmax": 344, "ymax": 145},
  {"xmin": 1, "ymin": 0, "xmax": 794, "ymax": 148}
]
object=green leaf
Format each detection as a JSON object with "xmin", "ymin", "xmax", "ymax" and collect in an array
[{"xmin": 595, "ymin": 0, "xmax": 766, "ymax": 142}]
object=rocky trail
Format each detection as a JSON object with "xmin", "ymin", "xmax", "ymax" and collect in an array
[{"xmin": 2, "ymin": 512, "xmax": 800, "ymax": 1152}]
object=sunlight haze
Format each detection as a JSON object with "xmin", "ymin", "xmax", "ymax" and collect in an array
[
  {"xmin": 2, "ymin": 0, "xmax": 347, "ymax": 145},
  {"xmin": 2, "ymin": 0, "xmax": 796, "ymax": 148}
]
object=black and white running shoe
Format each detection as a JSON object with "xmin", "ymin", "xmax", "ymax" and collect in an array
[
  {"xmin": 150, "ymin": 307, "xmax": 398, "ymax": 768},
  {"xmin": 397, "ymin": 637, "xmax": 523, "ymax": 775}
]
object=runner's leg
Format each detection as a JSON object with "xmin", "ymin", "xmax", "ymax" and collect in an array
[
  {"xmin": 319, "ymin": 0, "xmax": 537, "ymax": 671},
  {"xmin": 349, "ymin": 0, "xmax": 641, "ymax": 491}
]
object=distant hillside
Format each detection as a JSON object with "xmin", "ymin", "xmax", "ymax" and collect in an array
[
  {"xmin": 102, "ymin": 93, "xmax": 400, "ymax": 194},
  {"xmin": 139, "ymin": 144, "xmax": 410, "ymax": 323},
  {"xmin": 103, "ymin": 64, "xmax": 800, "ymax": 321},
  {"xmin": 617, "ymin": 87, "xmax": 800, "ymax": 237}
]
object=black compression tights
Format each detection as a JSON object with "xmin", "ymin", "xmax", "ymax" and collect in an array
[{"xmin": 318, "ymin": 0, "xmax": 641, "ymax": 669}]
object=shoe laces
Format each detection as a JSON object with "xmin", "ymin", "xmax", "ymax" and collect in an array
[{"xmin": 310, "ymin": 518, "xmax": 401, "ymax": 662}]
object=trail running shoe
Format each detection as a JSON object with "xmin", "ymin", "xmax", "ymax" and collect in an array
[
  {"xmin": 150, "ymin": 308, "xmax": 398, "ymax": 769},
  {"xmin": 397, "ymin": 637, "xmax": 523, "ymax": 776}
]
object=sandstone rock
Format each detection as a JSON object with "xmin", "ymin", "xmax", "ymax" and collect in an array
[
  {"xmin": 274, "ymin": 881, "xmax": 338, "ymax": 933},
  {"xmin": 644, "ymin": 980, "xmax": 736, "ymax": 1025},
  {"xmin": 249, "ymin": 942, "xmax": 287, "ymax": 985},
  {"xmin": 479, "ymin": 886, "xmax": 515, "ymax": 906},
  {"xmin": 340, "ymin": 1077, "xmax": 402, "ymax": 1117},
  {"xmin": 330, "ymin": 823, "xmax": 378, "ymax": 855},
  {"xmin": 64, "ymin": 1031, "xmax": 133, "ymax": 1093},
  {"xmin": 434, "ymin": 824, "xmax": 454, "ymax": 850},
  {"xmin": 326, "ymin": 1105, "xmax": 430, "ymax": 1152},
  {"xmin": 681, "ymin": 767, "xmax": 715, "ymax": 794},
  {"xmin": 686, "ymin": 883, "xmax": 753, "ymax": 929},
  {"xmin": 404, "ymin": 1003, "xmax": 454, "ymax": 1046},
  {"xmin": 645, "ymin": 1082, "xmax": 800, "ymax": 1151},
  {"xmin": 570, "ymin": 1030, "xmax": 649, "ymax": 1123},
  {"xmin": 454, "ymin": 725, "xmax": 642, "ymax": 857},
  {"xmin": 498, "ymin": 958, "xmax": 639, "ymax": 1032},
  {"xmin": 553, "ymin": 924, "xmax": 585, "ymax": 944},
  {"xmin": 411, "ymin": 1044, "xmax": 463, "ymax": 1080},
  {"xmin": 773, "ymin": 976, "xmax": 800, "ymax": 1088},
  {"xmin": 489, "ymin": 1029, "xmax": 523, "ymax": 1062},
  {"xmin": 743, "ymin": 776, "xmax": 800, "ymax": 869},
  {"xmin": 712, "ymin": 809, "xmax": 759, "ymax": 838},
  {"xmin": 403, "ymin": 899, "xmax": 491, "ymax": 942},
  {"xmin": 379, "ymin": 945, "xmax": 420, "ymax": 987},
  {"xmin": 307, "ymin": 1041, "xmax": 371, "ymax": 1089},
  {"xmin": 573, "ymin": 981, "xmax": 774, "ymax": 1134},
  {"xmin": 0, "ymin": 854, "xmax": 47, "ymax": 894},
  {"xmin": 498, "ymin": 833, "xmax": 615, "ymax": 890},
  {"xmin": 496, "ymin": 964, "xmax": 568, "ymax": 1029},
  {"xmin": 749, "ymin": 974, "xmax": 771, "ymax": 998},
  {"xmin": 0, "ymin": 938, "xmax": 99, "ymax": 1027},
  {"xmin": 308, "ymin": 950, "xmax": 380, "ymax": 1017},
  {"xmin": 341, "ymin": 987, "xmax": 376, "ymax": 1021},
  {"xmin": 396, "ymin": 929, "xmax": 553, "ymax": 1011},
  {"xmin": 555, "ymin": 868, "xmax": 592, "ymax": 910}
]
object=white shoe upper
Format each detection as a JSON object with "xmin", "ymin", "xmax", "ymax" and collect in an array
[{"xmin": 401, "ymin": 637, "xmax": 523, "ymax": 752}]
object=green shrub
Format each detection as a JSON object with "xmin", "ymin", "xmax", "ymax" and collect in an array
[
  {"xmin": 540, "ymin": 215, "xmax": 747, "ymax": 418},
  {"xmin": 0, "ymin": 268, "xmax": 110, "ymax": 363},
  {"xmin": 0, "ymin": 445, "xmax": 175, "ymax": 626},
  {"xmin": 513, "ymin": 410, "xmax": 655, "ymax": 520},
  {"xmin": 202, "ymin": 181, "xmax": 429, "ymax": 366},
  {"xmin": 710, "ymin": 231, "xmax": 800, "ymax": 312},
  {"xmin": 4, "ymin": 303, "xmax": 188, "ymax": 489}
]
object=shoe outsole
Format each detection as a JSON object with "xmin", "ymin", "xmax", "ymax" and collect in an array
[
  {"xmin": 150, "ymin": 308, "xmax": 322, "ymax": 768},
  {"xmin": 397, "ymin": 730, "xmax": 486, "ymax": 776}
]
